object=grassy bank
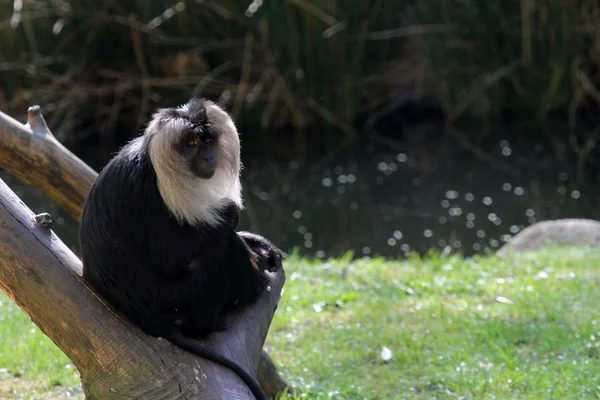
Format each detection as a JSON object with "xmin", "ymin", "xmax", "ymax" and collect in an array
[{"xmin": 0, "ymin": 246, "xmax": 599, "ymax": 399}]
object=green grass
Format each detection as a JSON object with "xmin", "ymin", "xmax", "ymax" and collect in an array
[
  {"xmin": 0, "ymin": 297, "xmax": 82, "ymax": 399},
  {"xmin": 1, "ymin": 246, "xmax": 599, "ymax": 399},
  {"xmin": 270, "ymin": 246, "xmax": 600, "ymax": 399}
]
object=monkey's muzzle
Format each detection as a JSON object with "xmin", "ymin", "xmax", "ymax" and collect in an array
[{"xmin": 192, "ymin": 154, "xmax": 217, "ymax": 179}]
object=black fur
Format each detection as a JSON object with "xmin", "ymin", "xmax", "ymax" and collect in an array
[{"xmin": 79, "ymin": 120, "xmax": 281, "ymax": 400}]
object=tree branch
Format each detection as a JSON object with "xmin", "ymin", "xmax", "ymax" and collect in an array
[{"xmin": 0, "ymin": 106, "xmax": 97, "ymax": 221}]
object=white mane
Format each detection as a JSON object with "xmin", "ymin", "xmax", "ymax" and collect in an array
[{"xmin": 147, "ymin": 101, "xmax": 243, "ymax": 227}]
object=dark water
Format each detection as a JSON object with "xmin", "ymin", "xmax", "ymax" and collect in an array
[{"xmin": 2, "ymin": 119, "xmax": 598, "ymax": 260}]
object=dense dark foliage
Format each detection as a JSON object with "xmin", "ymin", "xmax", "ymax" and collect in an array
[{"xmin": 2, "ymin": 1, "xmax": 600, "ymax": 156}]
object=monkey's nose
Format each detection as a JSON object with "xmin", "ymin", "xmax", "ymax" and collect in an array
[{"xmin": 203, "ymin": 156, "xmax": 216, "ymax": 166}]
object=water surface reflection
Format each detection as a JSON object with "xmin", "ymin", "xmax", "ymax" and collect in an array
[{"xmin": 2, "ymin": 120, "xmax": 597, "ymax": 259}]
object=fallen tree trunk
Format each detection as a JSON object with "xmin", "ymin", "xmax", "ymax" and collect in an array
[{"xmin": 0, "ymin": 106, "xmax": 292, "ymax": 398}]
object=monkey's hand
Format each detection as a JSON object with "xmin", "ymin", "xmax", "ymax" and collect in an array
[{"xmin": 237, "ymin": 231, "xmax": 283, "ymax": 273}]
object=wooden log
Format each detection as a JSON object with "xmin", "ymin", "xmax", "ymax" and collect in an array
[{"xmin": 0, "ymin": 106, "xmax": 292, "ymax": 398}]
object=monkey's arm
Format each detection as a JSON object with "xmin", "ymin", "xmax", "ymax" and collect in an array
[{"xmin": 218, "ymin": 201, "xmax": 283, "ymax": 272}]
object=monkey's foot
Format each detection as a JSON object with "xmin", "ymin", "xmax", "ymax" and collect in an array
[
  {"xmin": 238, "ymin": 231, "xmax": 283, "ymax": 272},
  {"xmin": 255, "ymin": 246, "xmax": 283, "ymax": 273}
]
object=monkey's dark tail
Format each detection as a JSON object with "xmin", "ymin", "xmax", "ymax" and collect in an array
[{"xmin": 165, "ymin": 333, "xmax": 268, "ymax": 400}]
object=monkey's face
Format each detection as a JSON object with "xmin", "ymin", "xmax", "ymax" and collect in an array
[
  {"xmin": 177, "ymin": 127, "xmax": 218, "ymax": 180},
  {"xmin": 147, "ymin": 97, "xmax": 243, "ymax": 226}
]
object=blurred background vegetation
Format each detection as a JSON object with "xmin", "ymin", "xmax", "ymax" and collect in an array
[
  {"xmin": 1, "ymin": 0, "xmax": 600, "ymax": 259},
  {"xmin": 3, "ymin": 1, "xmax": 600, "ymax": 150}
]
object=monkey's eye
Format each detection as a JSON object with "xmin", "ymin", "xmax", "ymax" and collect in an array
[
  {"xmin": 185, "ymin": 137, "xmax": 200, "ymax": 147},
  {"xmin": 203, "ymin": 135, "xmax": 215, "ymax": 145}
]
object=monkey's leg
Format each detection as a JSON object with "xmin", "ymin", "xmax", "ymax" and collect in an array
[{"xmin": 169, "ymin": 264, "xmax": 230, "ymax": 338}]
